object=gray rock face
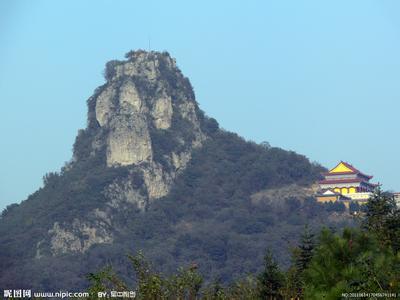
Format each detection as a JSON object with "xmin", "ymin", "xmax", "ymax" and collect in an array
[
  {"xmin": 103, "ymin": 174, "xmax": 148, "ymax": 212},
  {"xmin": 86, "ymin": 51, "xmax": 207, "ymax": 199},
  {"xmin": 48, "ymin": 217, "xmax": 113, "ymax": 255},
  {"xmin": 49, "ymin": 50, "xmax": 209, "ymax": 254},
  {"xmin": 95, "ymin": 84, "xmax": 116, "ymax": 126},
  {"xmin": 106, "ymin": 113, "xmax": 153, "ymax": 166},
  {"xmin": 152, "ymin": 95, "xmax": 173, "ymax": 129},
  {"xmin": 89, "ymin": 51, "xmax": 207, "ymax": 173}
]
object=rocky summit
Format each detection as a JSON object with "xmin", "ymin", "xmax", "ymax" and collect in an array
[
  {"xmin": 0, "ymin": 50, "xmax": 348, "ymax": 290},
  {"xmin": 78, "ymin": 50, "xmax": 207, "ymax": 199},
  {"xmin": 50, "ymin": 51, "xmax": 211, "ymax": 255}
]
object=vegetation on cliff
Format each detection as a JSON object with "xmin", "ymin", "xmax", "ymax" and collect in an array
[
  {"xmin": 0, "ymin": 126, "xmax": 350, "ymax": 290},
  {"xmin": 84, "ymin": 191, "xmax": 400, "ymax": 299},
  {"xmin": 0, "ymin": 50, "xmax": 353, "ymax": 290}
]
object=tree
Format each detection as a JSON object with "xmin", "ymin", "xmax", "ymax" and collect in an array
[
  {"xmin": 1, "ymin": 203, "xmax": 19, "ymax": 218},
  {"xmin": 363, "ymin": 189, "xmax": 400, "ymax": 252},
  {"xmin": 349, "ymin": 201, "xmax": 360, "ymax": 214},
  {"xmin": 85, "ymin": 252, "xmax": 204, "ymax": 300},
  {"xmin": 284, "ymin": 225, "xmax": 315, "ymax": 299},
  {"xmin": 42, "ymin": 172, "xmax": 60, "ymax": 186},
  {"xmin": 295, "ymin": 225, "xmax": 315, "ymax": 273},
  {"xmin": 257, "ymin": 249, "xmax": 284, "ymax": 299},
  {"xmin": 303, "ymin": 228, "xmax": 400, "ymax": 299},
  {"xmin": 86, "ymin": 267, "xmax": 127, "ymax": 300}
]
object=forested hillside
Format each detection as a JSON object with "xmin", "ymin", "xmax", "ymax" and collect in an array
[
  {"xmin": 0, "ymin": 51, "xmax": 353, "ymax": 290},
  {"xmin": 83, "ymin": 191, "xmax": 400, "ymax": 299}
]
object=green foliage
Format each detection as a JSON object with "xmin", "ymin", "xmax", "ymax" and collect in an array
[
  {"xmin": 103, "ymin": 60, "xmax": 123, "ymax": 81},
  {"xmin": 0, "ymin": 124, "xmax": 340, "ymax": 289},
  {"xmin": 107, "ymin": 130, "xmax": 333, "ymax": 285},
  {"xmin": 295, "ymin": 225, "xmax": 315, "ymax": 273},
  {"xmin": 42, "ymin": 172, "xmax": 61, "ymax": 186},
  {"xmin": 81, "ymin": 192, "xmax": 400, "ymax": 299},
  {"xmin": 73, "ymin": 128, "xmax": 103, "ymax": 162},
  {"xmin": 200, "ymin": 116, "xmax": 219, "ymax": 136},
  {"xmin": 85, "ymin": 252, "xmax": 261, "ymax": 300},
  {"xmin": 257, "ymin": 250, "xmax": 284, "ymax": 299},
  {"xmin": 285, "ymin": 225, "xmax": 315, "ymax": 298},
  {"xmin": 200, "ymin": 277, "xmax": 258, "ymax": 300},
  {"xmin": 349, "ymin": 201, "xmax": 361, "ymax": 214},
  {"xmin": 1, "ymin": 203, "xmax": 19, "ymax": 218},
  {"xmin": 86, "ymin": 267, "xmax": 127, "ymax": 300},
  {"xmin": 167, "ymin": 130, "xmax": 324, "ymax": 201},
  {"xmin": 150, "ymin": 113, "xmax": 197, "ymax": 168},
  {"xmin": 303, "ymin": 228, "xmax": 400, "ymax": 299},
  {"xmin": 324, "ymin": 201, "xmax": 346, "ymax": 213},
  {"xmin": 85, "ymin": 252, "xmax": 203, "ymax": 300},
  {"xmin": 0, "ymin": 149, "xmax": 134, "ymax": 289},
  {"xmin": 300, "ymin": 191, "xmax": 400, "ymax": 298},
  {"xmin": 281, "ymin": 265, "xmax": 301, "ymax": 300},
  {"xmin": 363, "ymin": 189, "xmax": 400, "ymax": 252}
]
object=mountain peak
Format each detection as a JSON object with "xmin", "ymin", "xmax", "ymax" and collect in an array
[
  {"xmin": 0, "ymin": 50, "xmax": 329, "ymax": 290},
  {"xmin": 104, "ymin": 50, "xmax": 177, "ymax": 83},
  {"xmin": 73, "ymin": 50, "xmax": 208, "ymax": 200}
]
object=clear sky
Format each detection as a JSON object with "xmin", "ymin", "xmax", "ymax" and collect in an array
[{"xmin": 1, "ymin": 0, "xmax": 399, "ymax": 210}]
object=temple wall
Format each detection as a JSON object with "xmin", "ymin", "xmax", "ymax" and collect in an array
[
  {"xmin": 325, "ymin": 174, "xmax": 357, "ymax": 180},
  {"xmin": 320, "ymin": 182, "xmax": 361, "ymax": 189}
]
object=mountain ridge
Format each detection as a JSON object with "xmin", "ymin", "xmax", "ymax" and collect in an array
[{"xmin": 0, "ymin": 50, "xmax": 351, "ymax": 290}]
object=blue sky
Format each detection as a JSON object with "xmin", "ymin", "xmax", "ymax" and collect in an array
[{"xmin": 1, "ymin": 1, "xmax": 399, "ymax": 210}]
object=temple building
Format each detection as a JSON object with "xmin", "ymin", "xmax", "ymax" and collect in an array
[{"xmin": 316, "ymin": 161, "xmax": 379, "ymax": 205}]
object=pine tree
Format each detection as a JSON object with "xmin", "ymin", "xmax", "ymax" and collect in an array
[
  {"xmin": 257, "ymin": 249, "xmax": 284, "ymax": 300},
  {"xmin": 363, "ymin": 189, "xmax": 400, "ymax": 251},
  {"xmin": 295, "ymin": 225, "xmax": 315, "ymax": 273},
  {"xmin": 288, "ymin": 225, "xmax": 315, "ymax": 299},
  {"xmin": 303, "ymin": 228, "xmax": 400, "ymax": 299}
]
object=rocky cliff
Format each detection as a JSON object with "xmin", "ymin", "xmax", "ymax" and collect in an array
[
  {"xmin": 0, "ymin": 50, "xmax": 340, "ymax": 290},
  {"xmin": 39, "ymin": 51, "xmax": 210, "ymax": 256},
  {"xmin": 77, "ymin": 50, "xmax": 207, "ymax": 199}
]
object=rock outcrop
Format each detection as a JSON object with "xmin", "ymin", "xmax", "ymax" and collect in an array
[
  {"xmin": 75, "ymin": 50, "xmax": 208, "ymax": 200},
  {"xmin": 0, "ymin": 49, "xmax": 333, "ymax": 290},
  {"xmin": 48, "ymin": 219, "xmax": 113, "ymax": 255},
  {"xmin": 47, "ymin": 50, "xmax": 209, "ymax": 254}
]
